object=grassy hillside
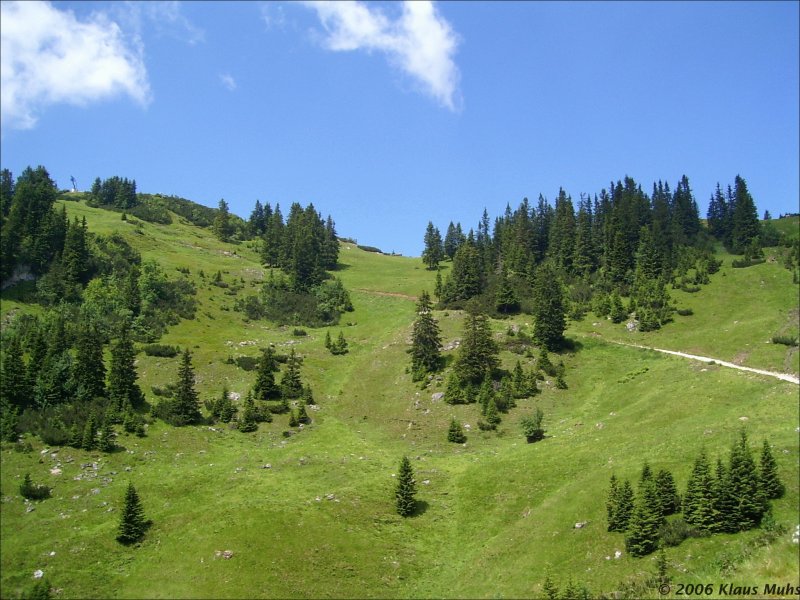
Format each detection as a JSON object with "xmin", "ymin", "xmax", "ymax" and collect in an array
[{"xmin": 1, "ymin": 200, "xmax": 798, "ymax": 599}]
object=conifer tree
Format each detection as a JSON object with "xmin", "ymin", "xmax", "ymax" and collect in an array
[
  {"xmin": 532, "ymin": 253, "xmax": 567, "ymax": 349},
  {"xmin": 484, "ymin": 397, "xmax": 501, "ymax": 428},
  {"xmin": 520, "ymin": 407, "xmax": 545, "ymax": 442},
  {"xmin": 713, "ymin": 457, "xmax": 736, "ymax": 533},
  {"xmin": 410, "ymin": 291, "xmax": 442, "ymax": 381},
  {"xmin": 683, "ymin": 449, "xmax": 719, "ymax": 531},
  {"xmin": 422, "ymin": 222, "xmax": 444, "ymax": 270},
  {"xmin": 301, "ymin": 384, "xmax": 316, "ymax": 406},
  {"xmin": 654, "ymin": 469, "xmax": 681, "ymax": 516},
  {"xmin": 238, "ymin": 392, "xmax": 258, "ymax": 432},
  {"xmin": 212, "ymin": 199, "xmax": 234, "ymax": 242},
  {"xmin": 81, "ymin": 413, "xmax": 98, "ymax": 451},
  {"xmin": 1, "ymin": 335, "xmax": 31, "ymax": 409},
  {"xmin": 606, "ymin": 474, "xmax": 620, "ymax": 531},
  {"xmin": 253, "ymin": 346, "xmax": 281, "ymax": 401},
  {"xmin": 759, "ymin": 439, "xmax": 784, "ymax": 500},
  {"xmin": 731, "ymin": 175, "xmax": 760, "ymax": 254},
  {"xmin": 324, "ymin": 331, "xmax": 332, "ymax": 351},
  {"xmin": 447, "ymin": 418, "xmax": 466, "ymax": 443},
  {"xmin": 72, "ymin": 324, "xmax": 106, "ymax": 403},
  {"xmin": 395, "ymin": 456, "xmax": 417, "ymax": 517},
  {"xmin": 297, "ymin": 403, "xmax": 311, "ymax": 425},
  {"xmin": 727, "ymin": 429, "xmax": 766, "ymax": 530},
  {"xmin": 624, "ymin": 480, "xmax": 663, "ymax": 557},
  {"xmin": 495, "ymin": 270, "xmax": 520, "ymax": 314},
  {"xmin": 170, "ymin": 349, "xmax": 202, "ymax": 426},
  {"xmin": 616, "ymin": 479, "xmax": 635, "ymax": 531},
  {"xmin": 453, "ymin": 312, "xmax": 499, "ymax": 385},
  {"xmin": 117, "ymin": 482, "xmax": 147, "ymax": 545},
  {"xmin": 477, "ymin": 378, "xmax": 494, "ymax": 413},
  {"xmin": 98, "ymin": 420, "xmax": 116, "ymax": 452},
  {"xmin": 108, "ymin": 323, "xmax": 143, "ymax": 411},
  {"xmin": 541, "ymin": 571, "xmax": 559, "ymax": 600},
  {"xmin": 280, "ymin": 349, "xmax": 303, "ymax": 398},
  {"xmin": 640, "ymin": 461, "xmax": 653, "ymax": 483},
  {"xmin": 330, "ymin": 331, "xmax": 349, "ymax": 355}
]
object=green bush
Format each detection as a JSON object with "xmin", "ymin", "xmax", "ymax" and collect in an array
[
  {"xmin": 659, "ymin": 517, "xmax": 707, "ymax": 547},
  {"xmin": 676, "ymin": 308, "xmax": 694, "ymax": 316},
  {"xmin": 771, "ymin": 334, "xmax": 798, "ymax": 347},
  {"xmin": 142, "ymin": 344, "xmax": 180, "ymax": 358},
  {"xmin": 20, "ymin": 473, "xmax": 51, "ymax": 500}
]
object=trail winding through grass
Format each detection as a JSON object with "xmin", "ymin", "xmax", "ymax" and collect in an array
[{"xmin": 608, "ymin": 340, "xmax": 800, "ymax": 385}]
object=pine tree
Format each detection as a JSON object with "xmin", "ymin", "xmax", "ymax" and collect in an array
[
  {"xmin": 654, "ymin": 469, "xmax": 681, "ymax": 516},
  {"xmin": 108, "ymin": 323, "xmax": 143, "ymax": 411},
  {"xmin": 683, "ymin": 449, "xmax": 719, "ymax": 531},
  {"xmin": 422, "ymin": 222, "xmax": 444, "ymax": 270},
  {"xmin": 170, "ymin": 349, "xmax": 202, "ymax": 426},
  {"xmin": 713, "ymin": 458, "xmax": 736, "ymax": 533},
  {"xmin": 532, "ymin": 262, "xmax": 566, "ymax": 351},
  {"xmin": 1, "ymin": 335, "xmax": 31, "ymax": 409},
  {"xmin": 453, "ymin": 312, "xmax": 499, "ymax": 385},
  {"xmin": 640, "ymin": 461, "xmax": 653, "ymax": 483},
  {"xmin": 616, "ymin": 480, "xmax": 635, "ymax": 531},
  {"xmin": 81, "ymin": 413, "xmax": 98, "ymax": 450},
  {"xmin": 280, "ymin": 349, "xmax": 303, "ymax": 398},
  {"xmin": 484, "ymin": 397, "xmax": 501, "ymax": 427},
  {"xmin": 324, "ymin": 331, "xmax": 332, "ymax": 350},
  {"xmin": 72, "ymin": 323, "xmax": 106, "ymax": 403},
  {"xmin": 330, "ymin": 331, "xmax": 349, "ymax": 355},
  {"xmin": 212, "ymin": 199, "xmax": 234, "ymax": 242},
  {"xmin": 447, "ymin": 418, "xmax": 466, "ymax": 443},
  {"xmin": 495, "ymin": 269, "xmax": 520, "ymax": 314},
  {"xmin": 238, "ymin": 392, "xmax": 258, "ymax": 432},
  {"xmin": 98, "ymin": 420, "xmax": 116, "ymax": 452},
  {"xmin": 541, "ymin": 571, "xmax": 559, "ymax": 600},
  {"xmin": 731, "ymin": 175, "xmax": 760, "ymax": 254},
  {"xmin": 395, "ymin": 456, "xmax": 417, "ymax": 517},
  {"xmin": 117, "ymin": 482, "xmax": 148, "ymax": 545},
  {"xmin": 606, "ymin": 474, "xmax": 620, "ymax": 531},
  {"xmin": 297, "ymin": 403, "xmax": 311, "ymax": 425},
  {"xmin": 759, "ymin": 439, "xmax": 784, "ymax": 500},
  {"xmin": 410, "ymin": 291, "xmax": 442, "ymax": 381},
  {"xmin": 727, "ymin": 429, "xmax": 766, "ymax": 530},
  {"xmin": 301, "ymin": 384, "xmax": 316, "ymax": 406},
  {"xmin": 624, "ymin": 479, "xmax": 663, "ymax": 557},
  {"xmin": 253, "ymin": 346, "xmax": 280, "ymax": 401}
]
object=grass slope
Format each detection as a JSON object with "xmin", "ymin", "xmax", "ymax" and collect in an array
[{"xmin": 1, "ymin": 201, "xmax": 798, "ymax": 599}]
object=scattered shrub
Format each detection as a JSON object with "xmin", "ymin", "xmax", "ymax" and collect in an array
[
  {"xmin": 659, "ymin": 517, "xmax": 707, "ymax": 547},
  {"xmin": 233, "ymin": 356, "xmax": 259, "ymax": 371},
  {"xmin": 142, "ymin": 343, "xmax": 180, "ymax": 358},
  {"xmin": 731, "ymin": 258, "xmax": 766, "ymax": 268},
  {"xmin": 771, "ymin": 335, "xmax": 799, "ymax": 347},
  {"xmin": 292, "ymin": 329, "xmax": 308, "ymax": 337},
  {"xmin": 676, "ymin": 308, "xmax": 694, "ymax": 316},
  {"xmin": 20, "ymin": 473, "xmax": 51, "ymax": 500}
]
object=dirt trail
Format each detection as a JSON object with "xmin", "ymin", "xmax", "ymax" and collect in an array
[{"xmin": 609, "ymin": 340, "xmax": 799, "ymax": 385}]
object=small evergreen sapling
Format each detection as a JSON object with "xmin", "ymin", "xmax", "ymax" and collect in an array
[
  {"xmin": 20, "ymin": 473, "xmax": 50, "ymax": 500},
  {"xmin": 521, "ymin": 407, "xmax": 545, "ymax": 443},
  {"xmin": 117, "ymin": 482, "xmax": 148, "ymax": 545},
  {"xmin": 759, "ymin": 439, "xmax": 784, "ymax": 499},
  {"xmin": 395, "ymin": 456, "xmax": 417, "ymax": 517},
  {"xmin": 447, "ymin": 418, "xmax": 466, "ymax": 443}
]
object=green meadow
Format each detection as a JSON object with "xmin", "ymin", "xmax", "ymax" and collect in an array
[{"xmin": 1, "ymin": 200, "xmax": 798, "ymax": 599}]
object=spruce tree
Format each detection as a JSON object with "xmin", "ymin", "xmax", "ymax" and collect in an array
[
  {"xmin": 731, "ymin": 175, "xmax": 760, "ymax": 254},
  {"xmin": 253, "ymin": 346, "xmax": 280, "ymax": 401},
  {"xmin": 541, "ymin": 571, "xmax": 559, "ymax": 600},
  {"xmin": 713, "ymin": 458, "xmax": 736, "ymax": 533},
  {"xmin": 395, "ymin": 456, "xmax": 417, "ymax": 517},
  {"xmin": 1, "ymin": 335, "xmax": 31, "ymax": 409},
  {"xmin": 447, "ymin": 418, "xmax": 466, "ymax": 443},
  {"xmin": 422, "ymin": 222, "xmax": 444, "ymax": 270},
  {"xmin": 484, "ymin": 397, "xmax": 501, "ymax": 428},
  {"xmin": 606, "ymin": 474, "xmax": 620, "ymax": 532},
  {"xmin": 453, "ymin": 312, "xmax": 499, "ymax": 385},
  {"xmin": 81, "ymin": 414, "xmax": 98, "ymax": 451},
  {"xmin": 616, "ymin": 480, "xmax": 635, "ymax": 531},
  {"xmin": 297, "ymin": 403, "xmax": 311, "ymax": 425},
  {"xmin": 280, "ymin": 349, "xmax": 303, "ymax": 399},
  {"xmin": 624, "ymin": 480, "xmax": 663, "ymax": 557},
  {"xmin": 410, "ymin": 291, "xmax": 443, "ymax": 381},
  {"xmin": 238, "ymin": 392, "xmax": 258, "ymax": 432},
  {"xmin": 170, "ymin": 349, "xmax": 202, "ymax": 426},
  {"xmin": 520, "ymin": 407, "xmax": 545, "ymax": 442},
  {"xmin": 727, "ymin": 429, "xmax": 766, "ymax": 530},
  {"xmin": 108, "ymin": 323, "xmax": 143, "ymax": 411},
  {"xmin": 117, "ymin": 482, "xmax": 147, "ymax": 545},
  {"xmin": 72, "ymin": 324, "xmax": 106, "ymax": 403},
  {"xmin": 212, "ymin": 199, "xmax": 234, "ymax": 242},
  {"xmin": 759, "ymin": 439, "xmax": 784, "ymax": 500},
  {"xmin": 683, "ymin": 449, "xmax": 719, "ymax": 531},
  {"xmin": 654, "ymin": 469, "xmax": 681, "ymax": 516},
  {"xmin": 330, "ymin": 331, "xmax": 349, "ymax": 355},
  {"xmin": 640, "ymin": 461, "xmax": 653, "ymax": 483}
]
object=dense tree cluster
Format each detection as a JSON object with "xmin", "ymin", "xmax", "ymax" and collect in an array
[
  {"xmin": 89, "ymin": 176, "xmax": 137, "ymax": 210},
  {"xmin": 423, "ymin": 174, "xmax": 757, "ymax": 332},
  {"xmin": 607, "ymin": 431, "xmax": 784, "ymax": 557},
  {"xmin": 706, "ymin": 175, "xmax": 761, "ymax": 254}
]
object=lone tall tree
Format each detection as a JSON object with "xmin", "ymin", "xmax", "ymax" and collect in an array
[
  {"xmin": 117, "ymin": 482, "xmax": 148, "ymax": 545},
  {"xmin": 395, "ymin": 456, "xmax": 417, "ymax": 517},
  {"xmin": 170, "ymin": 349, "xmax": 202, "ymax": 426},
  {"xmin": 422, "ymin": 222, "xmax": 444, "ymax": 270},
  {"xmin": 410, "ymin": 290, "xmax": 442, "ymax": 381}
]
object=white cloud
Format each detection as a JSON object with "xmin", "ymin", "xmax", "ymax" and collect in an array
[
  {"xmin": 0, "ymin": 1, "xmax": 151, "ymax": 129},
  {"xmin": 260, "ymin": 2, "xmax": 287, "ymax": 30},
  {"xmin": 303, "ymin": 1, "xmax": 461, "ymax": 111},
  {"xmin": 118, "ymin": 1, "xmax": 205, "ymax": 46},
  {"xmin": 220, "ymin": 73, "xmax": 237, "ymax": 92}
]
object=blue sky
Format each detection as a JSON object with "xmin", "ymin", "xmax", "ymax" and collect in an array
[{"xmin": 1, "ymin": 1, "xmax": 798, "ymax": 256}]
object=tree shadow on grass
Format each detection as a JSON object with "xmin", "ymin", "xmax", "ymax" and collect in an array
[{"xmin": 411, "ymin": 500, "xmax": 429, "ymax": 517}]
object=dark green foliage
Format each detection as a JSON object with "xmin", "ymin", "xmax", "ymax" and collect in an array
[
  {"xmin": 541, "ymin": 571, "xmax": 559, "ymax": 600},
  {"xmin": 441, "ymin": 241, "xmax": 484, "ymax": 304},
  {"xmin": 237, "ymin": 392, "xmax": 258, "ymax": 432},
  {"xmin": 157, "ymin": 349, "xmax": 202, "ymax": 426},
  {"xmin": 447, "ymin": 418, "xmax": 466, "ymax": 443},
  {"xmin": 654, "ymin": 469, "xmax": 681, "ymax": 516},
  {"xmin": 89, "ymin": 175, "xmax": 138, "ymax": 210},
  {"xmin": 395, "ymin": 456, "xmax": 417, "ymax": 517},
  {"xmin": 410, "ymin": 291, "xmax": 443, "ymax": 380},
  {"xmin": 422, "ymin": 222, "xmax": 444, "ymax": 270},
  {"xmin": 1, "ymin": 335, "xmax": 31, "ymax": 409},
  {"xmin": 759, "ymin": 439, "xmax": 784, "ymax": 499},
  {"xmin": 727, "ymin": 429, "xmax": 766, "ymax": 530},
  {"xmin": 297, "ymin": 403, "xmax": 311, "ymax": 425},
  {"xmin": 117, "ymin": 482, "xmax": 147, "ymax": 545},
  {"xmin": 81, "ymin": 413, "xmax": 98, "ymax": 450},
  {"xmin": 607, "ymin": 477, "xmax": 634, "ymax": 532},
  {"xmin": 483, "ymin": 397, "xmax": 501, "ymax": 428},
  {"xmin": 683, "ymin": 449, "xmax": 719, "ymax": 531},
  {"xmin": 288, "ymin": 410, "xmax": 299, "ymax": 427},
  {"xmin": 329, "ymin": 331, "xmax": 349, "ymax": 355},
  {"xmin": 98, "ymin": 420, "xmax": 116, "ymax": 452},
  {"xmin": 212, "ymin": 199, "xmax": 234, "ymax": 242},
  {"xmin": 108, "ymin": 324, "xmax": 143, "ymax": 411},
  {"xmin": 520, "ymin": 407, "xmax": 545, "ymax": 442},
  {"xmin": 301, "ymin": 384, "xmax": 316, "ymax": 406},
  {"xmin": 22, "ymin": 578, "xmax": 52, "ymax": 600},
  {"xmin": 495, "ymin": 270, "xmax": 520, "ymax": 314},
  {"xmin": 253, "ymin": 346, "xmax": 280, "ymax": 401},
  {"xmin": 72, "ymin": 323, "xmax": 106, "ymax": 403},
  {"xmin": 141, "ymin": 344, "xmax": 180, "ymax": 358},
  {"xmin": 280, "ymin": 349, "xmax": 303, "ymax": 399},
  {"xmin": 658, "ymin": 517, "xmax": 706, "ymax": 547},
  {"xmin": 19, "ymin": 473, "xmax": 51, "ymax": 500},
  {"xmin": 609, "ymin": 290, "xmax": 627, "ymax": 323},
  {"xmin": 537, "ymin": 347, "xmax": 557, "ymax": 377},
  {"xmin": 624, "ymin": 480, "xmax": 664, "ymax": 557},
  {"xmin": 771, "ymin": 334, "xmax": 798, "ymax": 347},
  {"xmin": 453, "ymin": 312, "xmax": 499, "ymax": 385},
  {"xmin": 731, "ymin": 175, "xmax": 760, "ymax": 254},
  {"xmin": 640, "ymin": 462, "xmax": 653, "ymax": 483}
]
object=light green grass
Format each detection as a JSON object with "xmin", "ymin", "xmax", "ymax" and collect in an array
[{"xmin": 1, "ymin": 201, "xmax": 798, "ymax": 599}]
